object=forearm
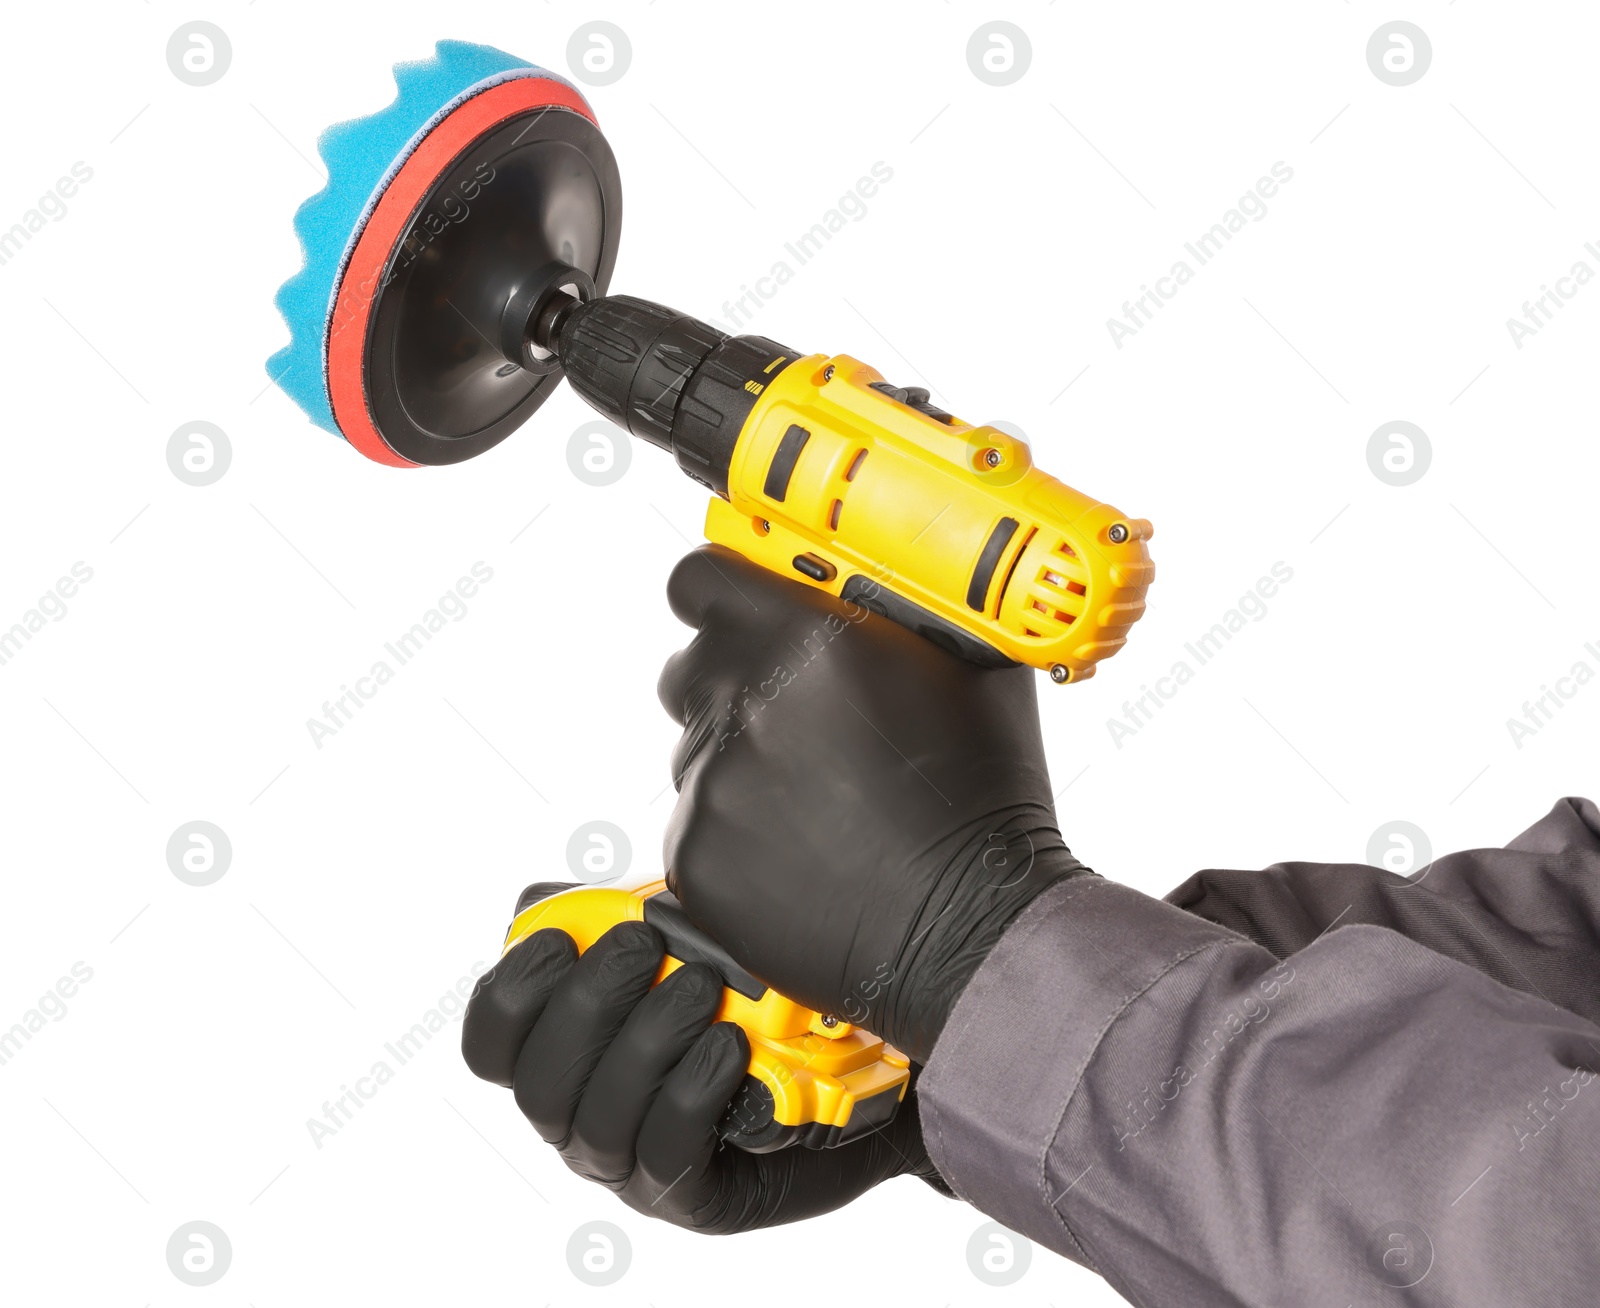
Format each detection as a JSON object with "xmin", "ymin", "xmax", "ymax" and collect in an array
[
  {"xmin": 1166, "ymin": 797, "xmax": 1600, "ymax": 1024},
  {"xmin": 919, "ymin": 876, "xmax": 1600, "ymax": 1307}
]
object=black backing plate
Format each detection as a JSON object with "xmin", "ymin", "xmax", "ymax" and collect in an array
[{"xmin": 364, "ymin": 105, "xmax": 622, "ymax": 465}]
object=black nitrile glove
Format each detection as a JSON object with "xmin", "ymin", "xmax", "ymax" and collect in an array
[
  {"xmin": 461, "ymin": 908, "xmax": 944, "ymax": 1232},
  {"xmin": 658, "ymin": 545, "xmax": 1092, "ymax": 1065}
]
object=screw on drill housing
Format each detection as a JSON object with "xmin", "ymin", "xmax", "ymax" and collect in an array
[
  {"xmin": 1108, "ymin": 523, "xmax": 1130, "ymax": 544},
  {"xmin": 982, "ymin": 448, "xmax": 1002, "ymax": 468},
  {"xmin": 821, "ymin": 365, "xmax": 835, "ymax": 382},
  {"xmin": 1050, "ymin": 664, "xmax": 1070, "ymax": 684},
  {"xmin": 820, "ymin": 1015, "xmax": 839, "ymax": 1028}
]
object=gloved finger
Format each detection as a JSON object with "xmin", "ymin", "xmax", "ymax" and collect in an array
[
  {"xmin": 512, "ymin": 920, "xmax": 663, "ymax": 1145},
  {"xmin": 655, "ymin": 629, "xmax": 716, "ymax": 730},
  {"xmin": 461, "ymin": 928, "xmax": 579, "ymax": 1088},
  {"xmin": 661, "ymin": 766, "xmax": 734, "ymax": 908},
  {"xmin": 667, "ymin": 543, "xmax": 851, "ymax": 633},
  {"xmin": 658, "ymin": 546, "xmax": 764, "ymax": 729},
  {"xmin": 666, "ymin": 680, "xmax": 739, "ymax": 791},
  {"xmin": 660, "ymin": 543, "xmax": 883, "ymax": 728},
  {"xmin": 624, "ymin": 1021, "xmax": 750, "ymax": 1222},
  {"xmin": 564, "ymin": 962, "xmax": 724, "ymax": 1187},
  {"xmin": 664, "ymin": 545, "xmax": 767, "ymax": 630}
]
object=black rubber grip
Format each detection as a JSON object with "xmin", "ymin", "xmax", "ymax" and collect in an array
[
  {"xmin": 840, "ymin": 575, "xmax": 1016, "ymax": 668},
  {"xmin": 642, "ymin": 891, "xmax": 768, "ymax": 1000},
  {"xmin": 509, "ymin": 884, "xmax": 768, "ymax": 1001},
  {"xmin": 763, "ymin": 424, "xmax": 810, "ymax": 502},
  {"xmin": 966, "ymin": 517, "xmax": 1020, "ymax": 613}
]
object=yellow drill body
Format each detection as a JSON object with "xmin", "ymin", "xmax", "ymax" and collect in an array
[
  {"xmin": 706, "ymin": 352, "xmax": 1154, "ymax": 682},
  {"xmin": 504, "ymin": 882, "xmax": 911, "ymax": 1151}
]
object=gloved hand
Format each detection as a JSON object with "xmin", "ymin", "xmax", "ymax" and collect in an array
[
  {"xmin": 658, "ymin": 545, "xmax": 1091, "ymax": 1065},
  {"xmin": 461, "ymin": 900, "xmax": 944, "ymax": 1232}
]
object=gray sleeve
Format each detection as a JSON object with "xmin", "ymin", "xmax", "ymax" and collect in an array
[
  {"xmin": 1165, "ymin": 797, "xmax": 1600, "ymax": 1025},
  {"xmin": 918, "ymin": 875, "xmax": 1600, "ymax": 1307}
]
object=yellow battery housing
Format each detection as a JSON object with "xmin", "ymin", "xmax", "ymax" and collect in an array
[
  {"xmin": 503, "ymin": 881, "xmax": 911, "ymax": 1151},
  {"xmin": 706, "ymin": 353, "xmax": 1153, "ymax": 682}
]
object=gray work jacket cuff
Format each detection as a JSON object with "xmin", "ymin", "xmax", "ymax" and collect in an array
[{"xmin": 916, "ymin": 875, "xmax": 1242, "ymax": 1260}]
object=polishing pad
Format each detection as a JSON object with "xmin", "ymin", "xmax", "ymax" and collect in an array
[{"xmin": 268, "ymin": 40, "xmax": 622, "ymax": 465}]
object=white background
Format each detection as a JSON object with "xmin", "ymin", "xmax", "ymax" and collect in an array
[{"xmin": 1, "ymin": 2, "xmax": 1595, "ymax": 1303}]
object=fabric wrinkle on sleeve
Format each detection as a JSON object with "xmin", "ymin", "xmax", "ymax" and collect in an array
[{"xmin": 920, "ymin": 862, "xmax": 1600, "ymax": 1307}]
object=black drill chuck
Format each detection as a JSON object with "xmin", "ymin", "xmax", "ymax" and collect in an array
[{"xmin": 530, "ymin": 280, "xmax": 795, "ymax": 494}]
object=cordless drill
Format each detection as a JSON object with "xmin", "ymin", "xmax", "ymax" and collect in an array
[
  {"xmin": 528, "ymin": 282, "xmax": 1154, "ymax": 681},
  {"xmin": 269, "ymin": 39, "xmax": 1154, "ymax": 1151}
]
